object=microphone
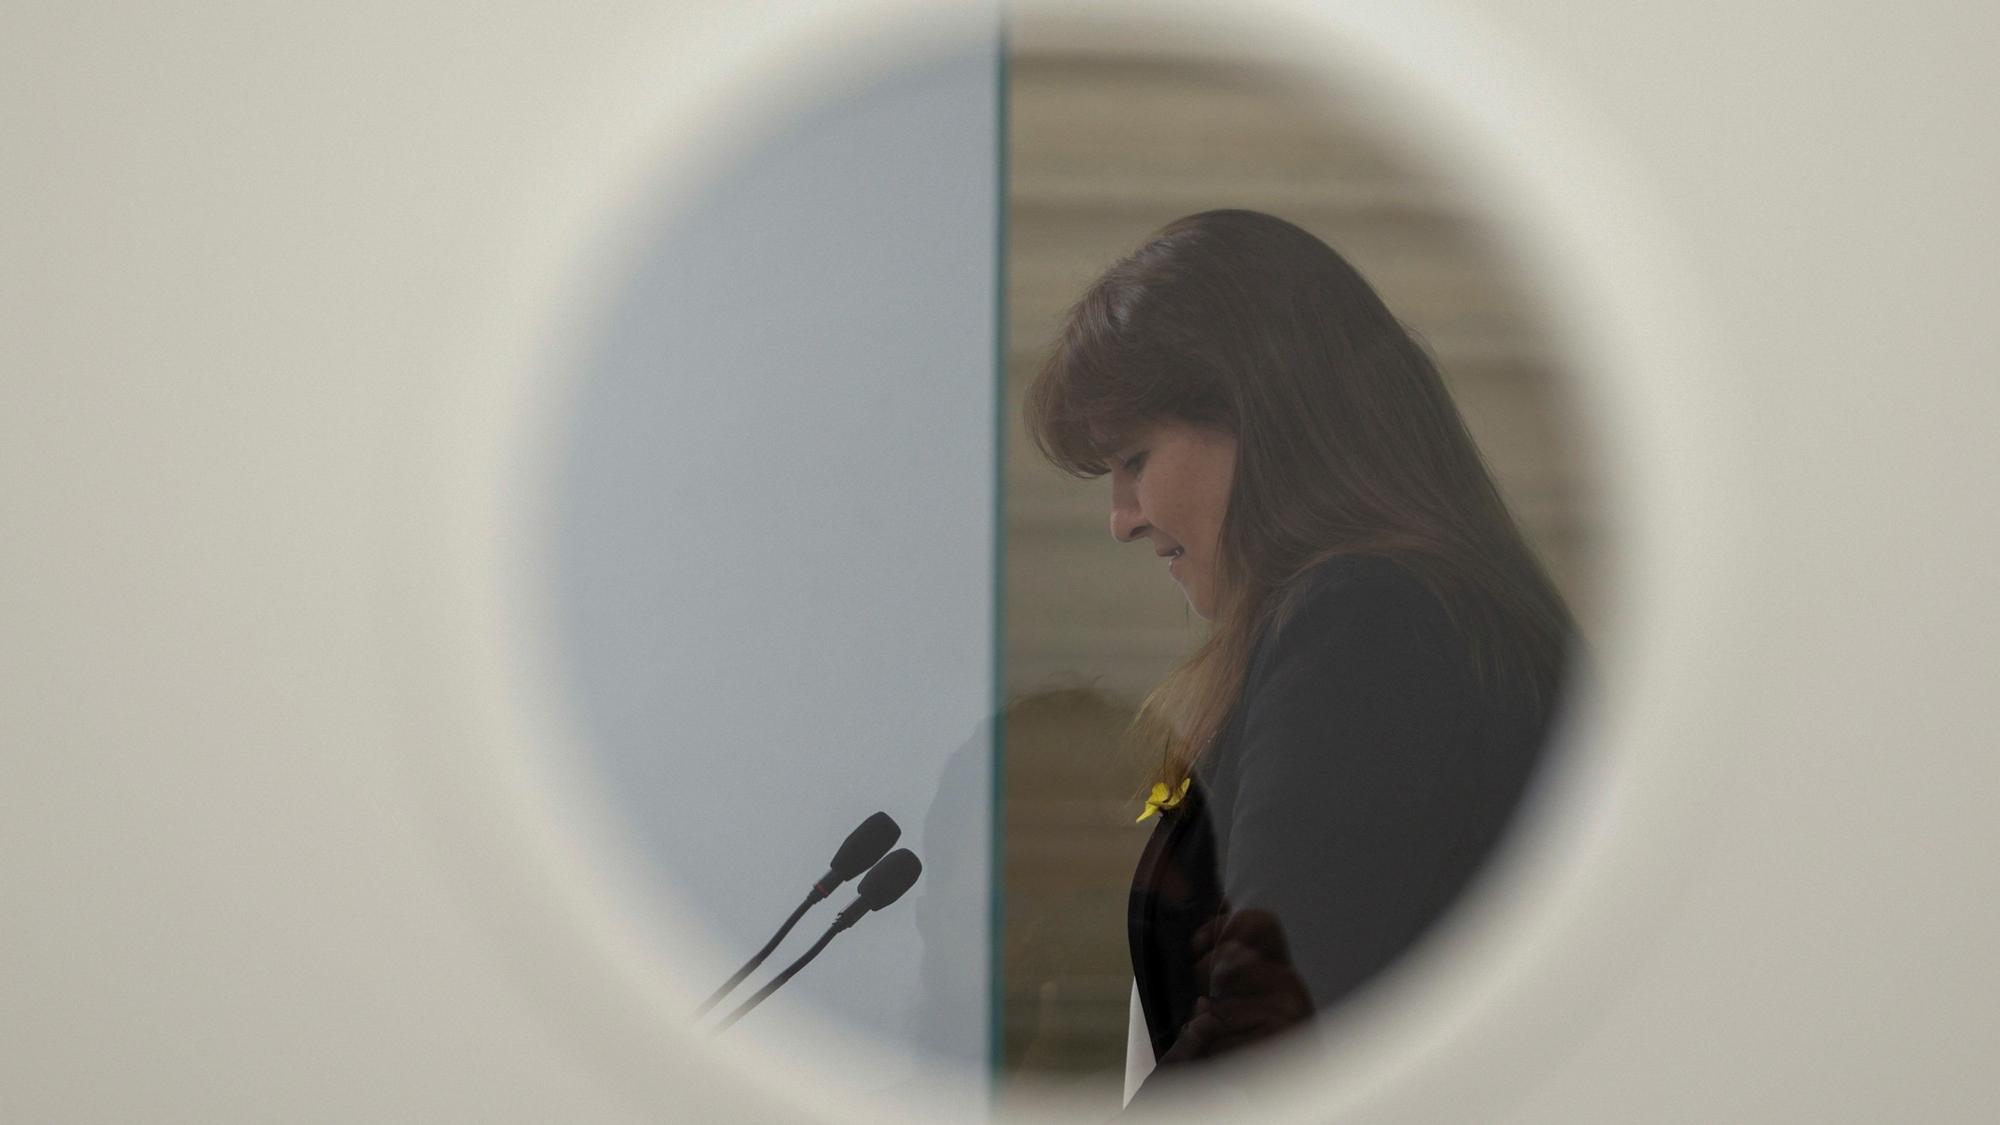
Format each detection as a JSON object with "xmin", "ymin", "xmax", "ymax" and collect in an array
[
  {"xmin": 815, "ymin": 811, "xmax": 900, "ymax": 897},
  {"xmin": 693, "ymin": 812, "xmax": 901, "ymax": 1018},
  {"xmin": 835, "ymin": 846, "xmax": 923, "ymax": 923},
  {"xmin": 713, "ymin": 848, "xmax": 922, "ymax": 1033}
]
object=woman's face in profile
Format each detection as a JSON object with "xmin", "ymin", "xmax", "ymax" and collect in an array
[{"xmin": 1106, "ymin": 419, "xmax": 1238, "ymax": 619}]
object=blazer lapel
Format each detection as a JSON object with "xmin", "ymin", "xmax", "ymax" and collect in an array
[{"xmin": 1127, "ymin": 780, "xmax": 1219, "ymax": 1061}]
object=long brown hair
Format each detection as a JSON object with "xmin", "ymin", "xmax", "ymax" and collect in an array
[{"xmin": 1025, "ymin": 209, "xmax": 1574, "ymax": 788}]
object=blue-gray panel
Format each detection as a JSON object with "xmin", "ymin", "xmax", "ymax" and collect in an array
[{"xmin": 550, "ymin": 35, "xmax": 1000, "ymax": 1104}]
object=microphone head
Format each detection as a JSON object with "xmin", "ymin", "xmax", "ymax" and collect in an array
[
  {"xmin": 828, "ymin": 812, "xmax": 901, "ymax": 882},
  {"xmin": 854, "ymin": 849, "xmax": 922, "ymax": 912}
]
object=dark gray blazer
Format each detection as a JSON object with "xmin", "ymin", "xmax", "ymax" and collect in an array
[{"xmin": 1128, "ymin": 554, "xmax": 1563, "ymax": 1070}]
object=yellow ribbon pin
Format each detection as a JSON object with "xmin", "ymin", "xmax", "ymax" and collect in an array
[{"xmin": 1137, "ymin": 778, "xmax": 1193, "ymax": 822}]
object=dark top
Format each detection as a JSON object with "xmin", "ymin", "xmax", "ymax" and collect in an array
[{"xmin": 1127, "ymin": 554, "xmax": 1562, "ymax": 1074}]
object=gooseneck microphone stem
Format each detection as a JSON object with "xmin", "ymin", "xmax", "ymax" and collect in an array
[
  {"xmin": 711, "ymin": 912, "xmax": 858, "ymax": 1034},
  {"xmin": 693, "ymin": 886, "xmax": 827, "ymax": 1018},
  {"xmin": 691, "ymin": 814, "xmax": 899, "ymax": 1019},
  {"xmin": 710, "ymin": 849, "xmax": 919, "ymax": 1035}
]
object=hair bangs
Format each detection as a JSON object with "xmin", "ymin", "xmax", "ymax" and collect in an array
[{"xmin": 1025, "ymin": 287, "xmax": 1150, "ymax": 479}]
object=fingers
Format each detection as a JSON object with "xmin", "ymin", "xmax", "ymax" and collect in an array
[
  {"xmin": 1161, "ymin": 988, "xmax": 1312, "ymax": 1065},
  {"xmin": 1174, "ymin": 905, "xmax": 1315, "ymax": 1065},
  {"xmin": 1190, "ymin": 898, "xmax": 1234, "ymax": 952},
  {"xmin": 1212, "ymin": 907, "xmax": 1293, "ymax": 962},
  {"xmin": 1192, "ymin": 912, "xmax": 1308, "ymax": 1000},
  {"xmin": 1156, "ymin": 1008, "xmax": 1217, "ymax": 1066}
]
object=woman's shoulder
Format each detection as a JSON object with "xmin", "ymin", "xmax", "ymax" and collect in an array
[
  {"xmin": 1260, "ymin": 555, "xmax": 1451, "ymax": 654},
  {"xmin": 1233, "ymin": 554, "xmax": 1480, "ymax": 715},
  {"xmin": 1296, "ymin": 553, "xmax": 1430, "ymax": 601}
]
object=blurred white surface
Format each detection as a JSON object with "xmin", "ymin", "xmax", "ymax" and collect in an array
[{"xmin": 3, "ymin": 1, "xmax": 1995, "ymax": 1122}]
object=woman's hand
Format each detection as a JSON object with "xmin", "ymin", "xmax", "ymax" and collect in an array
[{"xmin": 1158, "ymin": 905, "xmax": 1316, "ymax": 1065}]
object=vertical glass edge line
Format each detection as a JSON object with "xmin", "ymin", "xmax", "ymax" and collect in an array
[{"xmin": 987, "ymin": 5, "xmax": 1011, "ymax": 1110}]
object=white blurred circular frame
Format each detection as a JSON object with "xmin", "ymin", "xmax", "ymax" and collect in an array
[{"xmin": 399, "ymin": 1, "xmax": 1733, "ymax": 1122}]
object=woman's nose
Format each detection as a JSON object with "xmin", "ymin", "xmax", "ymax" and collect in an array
[{"xmin": 1109, "ymin": 483, "xmax": 1146, "ymax": 543}]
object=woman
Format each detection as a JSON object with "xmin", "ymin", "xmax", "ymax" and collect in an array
[{"xmin": 1024, "ymin": 210, "xmax": 1575, "ymax": 1099}]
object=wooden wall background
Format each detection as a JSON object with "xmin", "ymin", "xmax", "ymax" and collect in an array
[{"xmin": 998, "ymin": 46, "xmax": 1600, "ymax": 1106}]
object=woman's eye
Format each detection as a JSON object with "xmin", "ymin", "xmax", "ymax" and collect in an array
[{"xmin": 1122, "ymin": 452, "xmax": 1147, "ymax": 474}]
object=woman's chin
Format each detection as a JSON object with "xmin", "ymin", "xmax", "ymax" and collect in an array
[{"xmin": 1181, "ymin": 588, "xmax": 1215, "ymax": 621}]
